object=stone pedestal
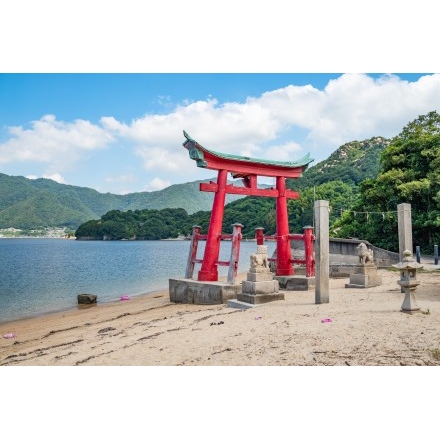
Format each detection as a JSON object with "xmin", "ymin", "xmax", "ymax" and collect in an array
[
  {"xmin": 345, "ymin": 263, "xmax": 382, "ymax": 288},
  {"xmin": 393, "ymin": 250, "xmax": 423, "ymax": 314},
  {"xmin": 400, "ymin": 288, "xmax": 420, "ymax": 313},
  {"xmin": 169, "ymin": 279, "xmax": 241, "ymax": 304},
  {"xmin": 228, "ymin": 245, "xmax": 284, "ymax": 309}
]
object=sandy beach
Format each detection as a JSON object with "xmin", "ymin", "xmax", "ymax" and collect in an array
[
  {"xmin": 2, "ymin": 268, "xmax": 440, "ymax": 366},
  {"xmin": 3, "ymin": 267, "xmax": 440, "ymax": 440}
]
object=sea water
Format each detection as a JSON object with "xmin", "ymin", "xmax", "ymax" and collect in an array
[{"xmin": 0, "ymin": 238, "xmax": 275, "ymax": 324}]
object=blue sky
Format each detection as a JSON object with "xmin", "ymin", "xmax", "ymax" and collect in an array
[
  {"xmin": 1, "ymin": 2, "xmax": 439, "ymax": 195},
  {"xmin": 1, "ymin": 73, "xmax": 439, "ymax": 194}
]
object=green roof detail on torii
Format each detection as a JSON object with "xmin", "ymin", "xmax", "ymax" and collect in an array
[{"xmin": 183, "ymin": 130, "xmax": 314, "ymax": 179}]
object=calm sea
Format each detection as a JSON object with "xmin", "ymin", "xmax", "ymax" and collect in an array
[{"xmin": 0, "ymin": 238, "xmax": 275, "ymax": 324}]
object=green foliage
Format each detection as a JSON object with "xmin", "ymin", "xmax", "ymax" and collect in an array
[
  {"xmin": 333, "ymin": 111, "xmax": 440, "ymax": 253},
  {"xmin": 13, "ymin": 121, "xmax": 435, "ymax": 251},
  {"xmin": 74, "ymin": 134, "xmax": 386, "ymax": 241},
  {"xmin": 0, "ymin": 175, "xmax": 244, "ymax": 229},
  {"xmin": 289, "ymin": 136, "xmax": 389, "ymax": 191},
  {"xmin": 75, "ymin": 208, "xmax": 195, "ymax": 240},
  {"xmin": 75, "ymin": 180, "xmax": 358, "ymax": 241}
]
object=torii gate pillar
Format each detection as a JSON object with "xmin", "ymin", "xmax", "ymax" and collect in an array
[
  {"xmin": 198, "ymin": 169, "xmax": 228, "ymax": 281},
  {"xmin": 276, "ymin": 176, "xmax": 294, "ymax": 276}
]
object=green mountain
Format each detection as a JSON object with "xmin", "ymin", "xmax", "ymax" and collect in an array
[
  {"xmin": 0, "ymin": 135, "xmax": 391, "ymax": 232},
  {"xmin": 221, "ymin": 136, "xmax": 392, "ymax": 236},
  {"xmin": 74, "ymin": 136, "xmax": 392, "ymax": 240},
  {"xmin": 0, "ymin": 173, "xmax": 243, "ymax": 229},
  {"xmin": 289, "ymin": 136, "xmax": 391, "ymax": 190}
]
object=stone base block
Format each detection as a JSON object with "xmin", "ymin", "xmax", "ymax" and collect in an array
[
  {"xmin": 274, "ymin": 275, "xmax": 315, "ymax": 291},
  {"xmin": 242, "ymin": 279, "xmax": 279, "ymax": 295},
  {"xmin": 247, "ymin": 272, "xmax": 274, "ymax": 282},
  {"xmin": 329, "ymin": 265, "xmax": 357, "ymax": 278},
  {"xmin": 77, "ymin": 294, "xmax": 97, "ymax": 304},
  {"xmin": 345, "ymin": 272, "xmax": 382, "ymax": 288},
  {"xmin": 169, "ymin": 278, "xmax": 241, "ymax": 304},
  {"xmin": 236, "ymin": 291, "xmax": 285, "ymax": 305},
  {"xmin": 354, "ymin": 263, "xmax": 377, "ymax": 275}
]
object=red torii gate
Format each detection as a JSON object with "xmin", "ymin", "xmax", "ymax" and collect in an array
[{"xmin": 183, "ymin": 131, "xmax": 314, "ymax": 282}]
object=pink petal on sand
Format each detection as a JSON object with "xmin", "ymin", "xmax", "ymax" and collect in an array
[
  {"xmin": 3, "ymin": 333, "xmax": 16, "ymax": 339},
  {"xmin": 321, "ymin": 318, "xmax": 332, "ymax": 323}
]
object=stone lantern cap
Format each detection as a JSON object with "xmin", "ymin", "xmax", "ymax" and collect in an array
[{"xmin": 392, "ymin": 250, "xmax": 424, "ymax": 270}]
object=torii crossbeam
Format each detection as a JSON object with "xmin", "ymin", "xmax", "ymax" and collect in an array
[{"xmin": 183, "ymin": 131, "xmax": 314, "ymax": 281}]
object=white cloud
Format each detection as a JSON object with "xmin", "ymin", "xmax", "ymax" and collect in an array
[
  {"xmin": 102, "ymin": 73, "xmax": 440, "ymax": 175},
  {"xmin": 3, "ymin": 74, "xmax": 440, "ymax": 193},
  {"xmin": 42, "ymin": 172, "xmax": 66, "ymax": 184},
  {"xmin": 305, "ymin": 73, "xmax": 440, "ymax": 149},
  {"xmin": 263, "ymin": 142, "xmax": 304, "ymax": 162},
  {"xmin": 24, "ymin": 172, "xmax": 66, "ymax": 184},
  {"xmin": 144, "ymin": 177, "xmax": 171, "ymax": 192},
  {"xmin": 0, "ymin": 114, "xmax": 115, "ymax": 168}
]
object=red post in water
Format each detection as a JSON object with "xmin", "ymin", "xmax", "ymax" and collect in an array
[
  {"xmin": 303, "ymin": 226, "xmax": 315, "ymax": 277},
  {"xmin": 227, "ymin": 223, "xmax": 243, "ymax": 283},
  {"xmin": 185, "ymin": 225, "xmax": 201, "ymax": 279},
  {"xmin": 276, "ymin": 176, "xmax": 294, "ymax": 276},
  {"xmin": 255, "ymin": 227, "xmax": 265, "ymax": 245},
  {"xmin": 198, "ymin": 169, "xmax": 228, "ymax": 281}
]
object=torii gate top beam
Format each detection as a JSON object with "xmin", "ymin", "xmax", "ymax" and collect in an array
[{"xmin": 183, "ymin": 131, "xmax": 314, "ymax": 179}]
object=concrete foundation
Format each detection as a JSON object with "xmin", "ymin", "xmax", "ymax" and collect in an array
[
  {"xmin": 169, "ymin": 278, "xmax": 241, "ymax": 304},
  {"xmin": 235, "ymin": 290, "xmax": 285, "ymax": 305},
  {"xmin": 274, "ymin": 275, "xmax": 315, "ymax": 291}
]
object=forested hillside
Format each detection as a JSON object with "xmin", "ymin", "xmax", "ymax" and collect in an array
[
  {"xmin": 0, "ymin": 174, "xmax": 243, "ymax": 229},
  {"xmin": 75, "ymin": 135, "xmax": 391, "ymax": 240},
  {"xmin": 8, "ymin": 110, "xmax": 440, "ymax": 253},
  {"xmin": 332, "ymin": 111, "xmax": 440, "ymax": 253}
]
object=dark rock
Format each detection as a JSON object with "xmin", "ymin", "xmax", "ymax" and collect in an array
[{"xmin": 77, "ymin": 294, "xmax": 97, "ymax": 304}]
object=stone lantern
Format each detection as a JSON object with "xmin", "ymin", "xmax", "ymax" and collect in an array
[{"xmin": 392, "ymin": 249, "xmax": 423, "ymax": 313}]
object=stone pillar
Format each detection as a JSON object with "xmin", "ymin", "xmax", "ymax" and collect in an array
[
  {"xmin": 185, "ymin": 225, "xmax": 201, "ymax": 279},
  {"xmin": 397, "ymin": 203, "xmax": 412, "ymax": 261},
  {"xmin": 315, "ymin": 200, "xmax": 329, "ymax": 304},
  {"xmin": 227, "ymin": 223, "xmax": 243, "ymax": 284}
]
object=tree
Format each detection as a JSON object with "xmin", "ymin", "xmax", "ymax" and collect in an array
[{"xmin": 332, "ymin": 111, "xmax": 440, "ymax": 252}]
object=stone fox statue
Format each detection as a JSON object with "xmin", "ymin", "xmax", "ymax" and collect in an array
[
  {"xmin": 357, "ymin": 242, "xmax": 374, "ymax": 264},
  {"xmin": 250, "ymin": 245, "xmax": 269, "ymax": 269}
]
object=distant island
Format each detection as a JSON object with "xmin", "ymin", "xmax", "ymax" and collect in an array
[{"xmin": 0, "ymin": 227, "xmax": 74, "ymax": 239}]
